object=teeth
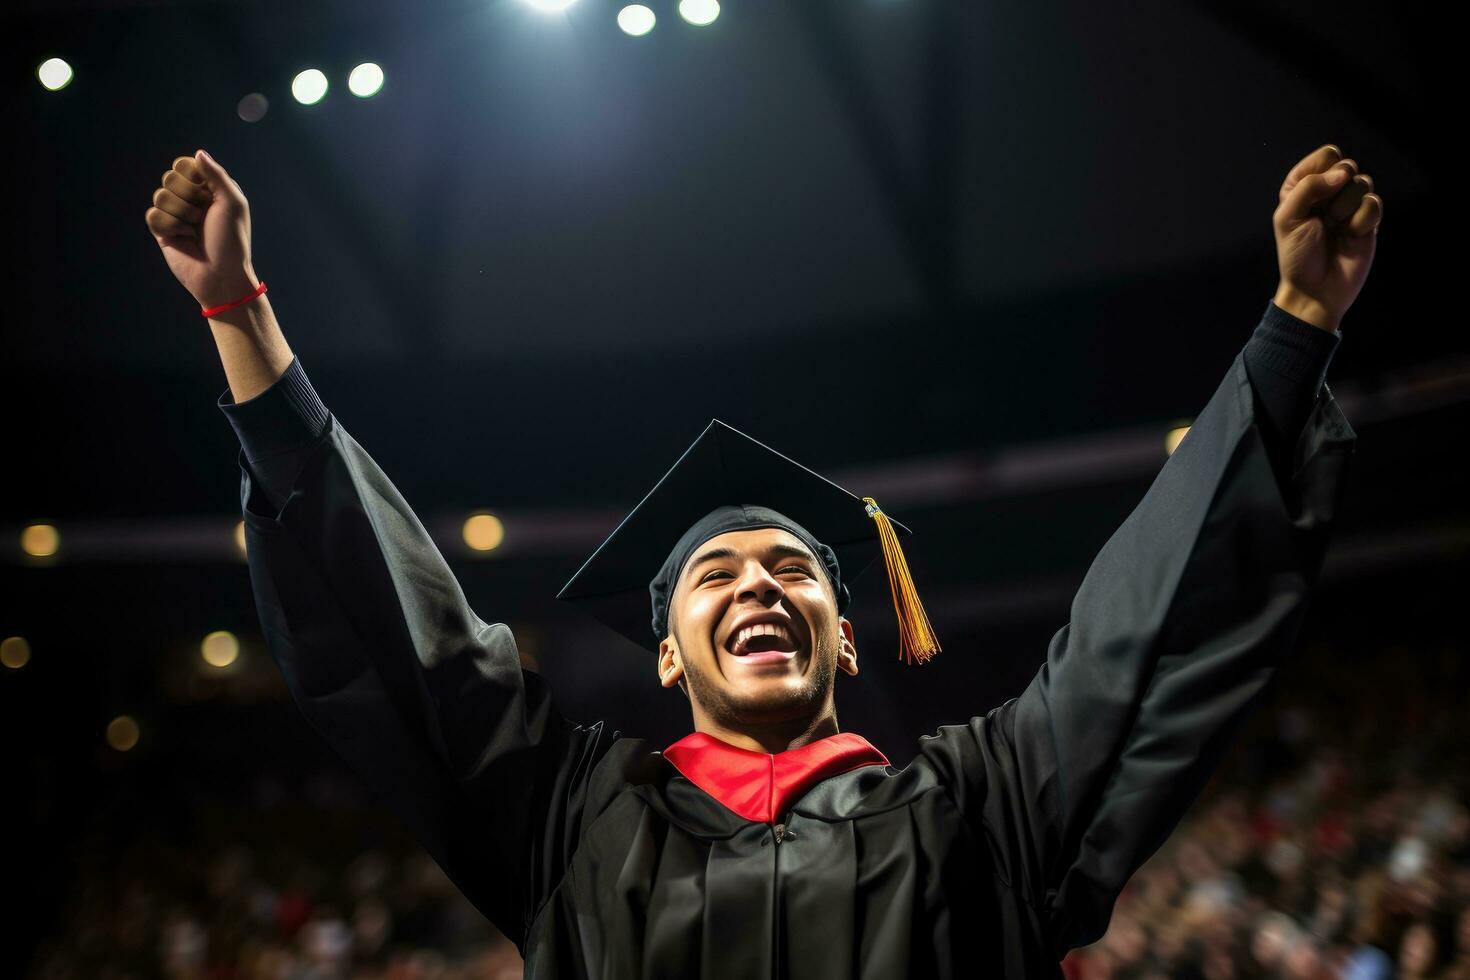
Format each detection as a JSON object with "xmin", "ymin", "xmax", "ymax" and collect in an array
[{"xmin": 731, "ymin": 622, "xmax": 794, "ymax": 654}]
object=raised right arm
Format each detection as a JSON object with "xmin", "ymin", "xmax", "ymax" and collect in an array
[{"xmin": 146, "ymin": 152, "xmax": 614, "ymax": 948}]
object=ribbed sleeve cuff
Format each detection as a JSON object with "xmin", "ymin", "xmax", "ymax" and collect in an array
[
  {"xmin": 1248, "ymin": 299, "xmax": 1342, "ymax": 390},
  {"xmin": 217, "ymin": 357, "xmax": 332, "ymax": 463}
]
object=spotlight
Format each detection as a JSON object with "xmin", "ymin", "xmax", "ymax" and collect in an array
[
  {"xmin": 291, "ymin": 68, "xmax": 329, "ymax": 105},
  {"xmin": 348, "ymin": 63, "xmax": 385, "ymax": 98},
  {"xmin": 678, "ymin": 0, "xmax": 719, "ymax": 26},
  {"xmin": 618, "ymin": 5, "xmax": 656, "ymax": 35},
  {"xmin": 37, "ymin": 57, "xmax": 73, "ymax": 91}
]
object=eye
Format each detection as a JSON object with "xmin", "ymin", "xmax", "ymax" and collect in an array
[{"xmin": 699, "ymin": 564, "xmax": 811, "ymax": 583}]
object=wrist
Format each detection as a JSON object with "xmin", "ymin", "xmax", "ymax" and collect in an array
[
  {"xmin": 197, "ymin": 266, "xmax": 260, "ymax": 310},
  {"xmin": 1272, "ymin": 283, "xmax": 1342, "ymax": 333}
]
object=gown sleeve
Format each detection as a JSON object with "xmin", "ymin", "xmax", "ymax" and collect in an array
[
  {"xmin": 219, "ymin": 361, "xmax": 607, "ymax": 950},
  {"xmin": 916, "ymin": 301, "xmax": 1357, "ymax": 956}
]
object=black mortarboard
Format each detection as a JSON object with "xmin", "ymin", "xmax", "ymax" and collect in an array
[{"xmin": 556, "ymin": 419, "xmax": 940, "ymax": 665}]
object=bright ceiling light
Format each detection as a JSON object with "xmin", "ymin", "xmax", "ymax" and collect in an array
[
  {"xmin": 291, "ymin": 68, "xmax": 329, "ymax": 105},
  {"xmin": 618, "ymin": 5, "xmax": 656, "ymax": 35},
  {"xmin": 678, "ymin": 0, "xmax": 719, "ymax": 26},
  {"xmin": 37, "ymin": 58, "xmax": 73, "ymax": 91},
  {"xmin": 348, "ymin": 63, "xmax": 385, "ymax": 98}
]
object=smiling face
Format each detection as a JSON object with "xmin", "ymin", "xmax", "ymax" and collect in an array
[{"xmin": 656, "ymin": 527, "xmax": 859, "ymax": 730}]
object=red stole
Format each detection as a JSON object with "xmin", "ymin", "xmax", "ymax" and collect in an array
[{"xmin": 661, "ymin": 730, "xmax": 890, "ymax": 824}]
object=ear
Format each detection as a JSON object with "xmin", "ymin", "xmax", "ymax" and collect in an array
[
  {"xmin": 837, "ymin": 617, "xmax": 859, "ymax": 677},
  {"xmin": 657, "ymin": 637, "xmax": 686, "ymax": 691}
]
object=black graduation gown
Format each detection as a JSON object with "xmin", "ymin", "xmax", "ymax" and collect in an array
[{"xmin": 232, "ymin": 339, "xmax": 1355, "ymax": 977}]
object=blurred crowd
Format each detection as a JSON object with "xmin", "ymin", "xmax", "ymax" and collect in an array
[
  {"xmin": 28, "ymin": 826, "xmax": 523, "ymax": 979},
  {"xmin": 25, "ymin": 643, "xmax": 1470, "ymax": 979},
  {"xmin": 1062, "ymin": 749, "xmax": 1470, "ymax": 979},
  {"xmin": 1062, "ymin": 634, "xmax": 1470, "ymax": 980}
]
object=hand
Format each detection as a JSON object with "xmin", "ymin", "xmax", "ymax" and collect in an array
[
  {"xmin": 144, "ymin": 150, "xmax": 259, "ymax": 309},
  {"xmin": 1272, "ymin": 143, "xmax": 1383, "ymax": 332}
]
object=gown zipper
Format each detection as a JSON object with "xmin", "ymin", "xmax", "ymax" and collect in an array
[
  {"xmin": 764, "ymin": 817, "xmax": 797, "ymax": 978},
  {"xmin": 772, "ymin": 820, "xmax": 782, "ymax": 980}
]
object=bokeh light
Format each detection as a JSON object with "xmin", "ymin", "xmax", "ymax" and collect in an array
[
  {"xmin": 237, "ymin": 93, "xmax": 269, "ymax": 123},
  {"xmin": 462, "ymin": 513, "xmax": 506, "ymax": 552},
  {"xmin": 21, "ymin": 523, "xmax": 59, "ymax": 557},
  {"xmin": 291, "ymin": 69, "xmax": 329, "ymax": 105},
  {"xmin": 201, "ymin": 630, "xmax": 240, "ymax": 668},
  {"xmin": 1, "ymin": 636, "xmax": 31, "ymax": 670},
  {"xmin": 106, "ymin": 715, "xmax": 140, "ymax": 752},
  {"xmin": 233, "ymin": 520, "xmax": 247, "ymax": 557},
  {"xmin": 37, "ymin": 58, "xmax": 73, "ymax": 91},
  {"xmin": 1165, "ymin": 424, "xmax": 1191, "ymax": 456}
]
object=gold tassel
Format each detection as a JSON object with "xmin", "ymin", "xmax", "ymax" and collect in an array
[{"xmin": 863, "ymin": 497, "xmax": 941, "ymax": 666}]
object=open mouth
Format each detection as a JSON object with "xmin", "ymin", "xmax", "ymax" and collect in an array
[{"xmin": 725, "ymin": 621, "xmax": 802, "ymax": 664}]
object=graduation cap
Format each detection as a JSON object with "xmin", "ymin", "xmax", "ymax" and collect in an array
[{"xmin": 556, "ymin": 419, "xmax": 940, "ymax": 666}]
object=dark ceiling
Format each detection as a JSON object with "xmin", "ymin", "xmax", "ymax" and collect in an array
[
  {"xmin": 5, "ymin": 0, "xmax": 1448, "ymax": 502},
  {"xmin": 3, "ymin": 0, "xmax": 1460, "ymax": 777}
]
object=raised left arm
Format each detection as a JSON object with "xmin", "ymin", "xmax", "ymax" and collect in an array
[
  {"xmin": 916, "ymin": 144, "xmax": 1379, "ymax": 956},
  {"xmin": 918, "ymin": 330, "xmax": 1356, "ymax": 954},
  {"xmin": 1035, "ymin": 341, "xmax": 1354, "ymax": 953}
]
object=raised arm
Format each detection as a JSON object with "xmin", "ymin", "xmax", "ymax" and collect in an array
[
  {"xmin": 918, "ymin": 306, "xmax": 1355, "ymax": 954},
  {"xmin": 146, "ymin": 152, "xmax": 612, "ymax": 948},
  {"xmin": 1030, "ymin": 305, "xmax": 1354, "ymax": 953},
  {"xmin": 916, "ymin": 144, "xmax": 1379, "ymax": 956}
]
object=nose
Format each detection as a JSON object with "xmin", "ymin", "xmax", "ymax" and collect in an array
[{"xmin": 734, "ymin": 560, "xmax": 785, "ymax": 605}]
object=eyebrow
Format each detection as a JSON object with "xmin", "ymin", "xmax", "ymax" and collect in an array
[{"xmin": 685, "ymin": 541, "xmax": 816, "ymax": 578}]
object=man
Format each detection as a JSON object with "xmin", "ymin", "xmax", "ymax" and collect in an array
[{"xmin": 145, "ymin": 143, "xmax": 1379, "ymax": 977}]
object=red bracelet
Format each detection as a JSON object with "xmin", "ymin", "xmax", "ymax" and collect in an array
[{"xmin": 201, "ymin": 280, "xmax": 268, "ymax": 318}]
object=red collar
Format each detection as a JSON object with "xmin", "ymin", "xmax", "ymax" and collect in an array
[{"xmin": 660, "ymin": 731, "xmax": 890, "ymax": 824}]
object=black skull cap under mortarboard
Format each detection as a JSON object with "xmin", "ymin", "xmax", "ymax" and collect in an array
[{"xmin": 555, "ymin": 418, "xmax": 941, "ymax": 665}]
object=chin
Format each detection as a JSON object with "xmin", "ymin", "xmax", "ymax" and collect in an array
[
  {"xmin": 720, "ymin": 668, "xmax": 829, "ymax": 718},
  {"xmin": 694, "ymin": 640, "xmax": 835, "ymax": 721}
]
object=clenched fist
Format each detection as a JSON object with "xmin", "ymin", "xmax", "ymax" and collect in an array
[
  {"xmin": 1272, "ymin": 144, "xmax": 1383, "ymax": 333},
  {"xmin": 145, "ymin": 150, "xmax": 260, "ymax": 310}
]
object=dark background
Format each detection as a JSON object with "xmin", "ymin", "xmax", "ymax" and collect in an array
[{"xmin": 3, "ymin": 0, "xmax": 1461, "ymax": 975}]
